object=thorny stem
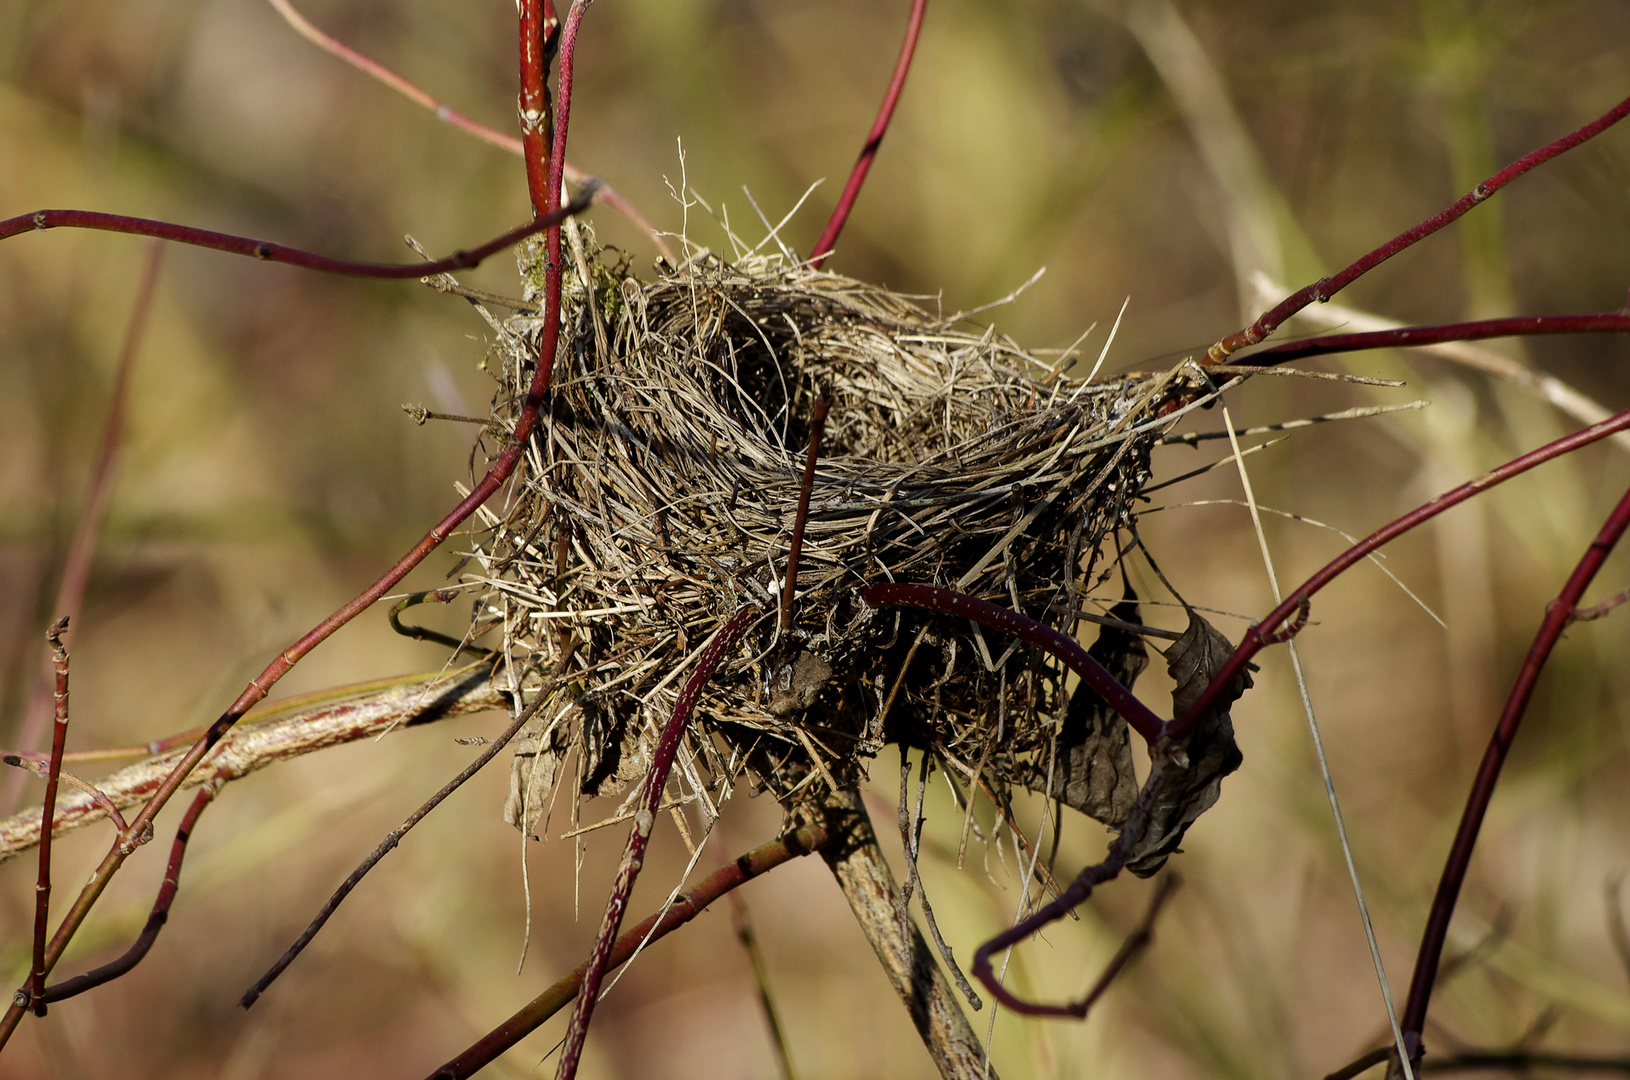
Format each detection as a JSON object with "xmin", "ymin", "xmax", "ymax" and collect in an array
[
  {"xmin": 781, "ymin": 396, "xmax": 830, "ymax": 631},
  {"xmin": 0, "ymin": 195, "xmax": 593, "ymax": 279},
  {"xmin": 1169, "ymin": 405, "xmax": 1630, "ymax": 742},
  {"xmin": 27, "ymin": 619, "xmax": 71, "ymax": 1016},
  {"xmin": 1205, "ymin": 92, "xmax": 1630, "ymax": 362},
  {"xmin": 0, "ymin": 5, "xmax": 591, "ymax": 1053},
  {"xmin": 1398, "ymin": 479, "xmax": 1630, "ymax": 1066},
  {"xmin": 1232, "ymin": 313, "xmax": 1630, "ymax": 367},
  {"xmin": 860, "ymin": 583, "xmax": 1166, "ymax": 744},
  {"xmin": 555, "ymin": 605, "xmax": 760, "ymax": 1080},
  {"xmin": 240, "ymin": 694, "xmax": 542, "ymax": 1009},
  {"xmin": 807, "ymin": 0, "xmax": 928, "ymax": 268},
  {"xmin": 1, "ymin": 242, "xmax": 162, "ymax": 819},
  {"xmin": 39, "ymin": 785, "xmax": 216, "ymax": 1005},
  {"xmin": 425, "ymin": 820, "xmax": 831, "ymax": 1080},
  {"xmin": 266, "ymin": 0, "xmax": 671, "ymax": 260}
]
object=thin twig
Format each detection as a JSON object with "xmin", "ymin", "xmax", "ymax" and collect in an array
[
  {"xmin": 240, "ymin": 693, "xmax": 545, "ymax": 1008},
  {"xmin": 555, "ymin": 604, "xmax": 760, "ymax": 1080},
  {"xmin": 28, "ymin": 618, "xmax": 71, "ymax": 1015},
  {"xmin": 808, "ymin": 0, "xmax": 929, "ymax": 267},
  {"xmin": 0, "ymin": 667, "xmax": 505, "ymax": 862},
  {"xmin": 1208, "ymin": 92, "xmax": 1630, "ymax": 361},
  {"xmin": 266, "ymin": 0, "xmax": 672, "ymax": 259},
  {"xmin": 727, "ymin": 890, "xmax": 798, "ymax": 1080},
  {"xmin": 426, "ymin": 821, "xmax": 831, "ymax": 1080},
  {"xmin": 1398, "ymin": 479, "xmax": 1630, "ymax": 1063},
  {"xmin": 781, "ymin": 396, "xmax": 829, "ymax": 631},
  {"xmin": 1172, "ymin": 404, "xmax": 1630, "ymax": 740},
  {"xmin": 0, "ymin": 193, "xmax": 593, "ymax": 279}
]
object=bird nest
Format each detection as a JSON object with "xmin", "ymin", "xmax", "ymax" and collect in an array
[{"xmin": 458, "ymin": 225, "xmax": 1204, "ymax": 837}]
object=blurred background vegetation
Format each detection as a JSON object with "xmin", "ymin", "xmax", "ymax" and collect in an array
[{"xmin": 3, "ymin": 0, "xmax": 1630, "ymax": 1077}]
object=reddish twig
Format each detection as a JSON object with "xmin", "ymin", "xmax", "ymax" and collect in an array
[
  {"xmin": 519, "ymin": 0, "xmax": 560, "ymax": 216},
  {"xmin": 859, "ymin": 583, "xmax": 1166, "ymax": 744},
  {"xmin": 425, "ymin": 819, "xmax": 830, "ymax": 1080},
  {"xmin": 807, "ymin": 0, "xmax": 928, "ymax": 268},
  {"xmin": 1233, "ymin": 313, "xmax": 1630, "ymax": 367},
  {"xmin": 38, "ymin": 784, "xmax": 216, "ymax": 1005},
  {"xmin": 27, "ymin": 618, "xmax": 71, "ymax": 1016},
  {"xmin": 3, "ymin": 757, "xmax": 129, "ymax": 833},
  {"xmin": 1397, "ymin": 479, "xmax": 1630, "ymax": 1064},
  {"xmin": 0, "ymin": 5, "xmax": 592, "ymax": 1053},
  {"xmin": 266, "ymin": 0, "xmax": 671, "ymax": 260},
  {"xmin": 781, "ymin": 396, "xmax": 830, "ymax": 631},
  {"xmin": 555, "ymin": 604, "xmax": 761, "ymax": 1080},
  {"xmin": 1067, "ymin": 872, "xmax": 1182, "ymax": 1018},
  {"xmin": 1206, "ymin": 92, "xmax": 1630, "ymax": 362},
  {"xmin": 240, "ymin": 693, "xmax": 542, "ymax": 1009},
  {"xmin": 0, "ymin": 242, "xmax": 162, "ymax": 820},
  {"xmin": 0, "ymin": 193, "xmax": 592, "ymax": 279},
  {"xmin": 969, "ymin": 781, "xmax": 1159, "ymax": 1016},
  {"xmin": 1169, "ymin": 406, "xmax": 1630, "ymax": 742}
]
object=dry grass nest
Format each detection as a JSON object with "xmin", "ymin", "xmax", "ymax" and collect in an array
[{"xmin": 455, "ymin": 225, "xmax": 1208, "ymax": 837}]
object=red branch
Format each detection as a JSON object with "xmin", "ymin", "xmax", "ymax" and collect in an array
[
  {"xmin": 426, "ymin": 820, "xmax": 831, "ymax": 1080},
  {"xmin": 1398, "ymin": 479, "xmax": 1630, "ymax": 1062},
  {"xmin": 519, "ymin": 0, "xmax": 559, "ymax": 216},
  {"xmin": 1235, "ymin": 313, "xmax": 1630, "ymax": 366},
  {"xmin": 860, "ymin": 583, "xmax": 1167, "ymax": 744},
  {"xmin": 781, "ymin": 396, "xmax": 830, "ymax": 631},
  {"xmin": 0, "ymin": 1, "xmax": 594, "ymax": 1052},
  {"xmin": 1168, "ymin": 405, "xmax": 1630, "ymax": 741},
  {"xmin": 0, "ymin": 194, "xmax": 593, "ymax": 279},
  {"xmin": 807, "ymin": 0, "xmax": 928, "ymax": 268},
  {"xmin": 1207, "ymin": 92, "xmax": 1630, "ymax": 362},
  {"xmin": 27, "ymin": 619, "xmax": 71, "ymax": 1015},
  {"xmin": 554, "ymin": 606, "xmax": 762, "ymax": 1080},
  {"xmin": 39, "ymin": 785, "xmax": 215, "ymax": 1005}
]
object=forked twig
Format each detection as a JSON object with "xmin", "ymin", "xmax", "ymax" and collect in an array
[
  {"xmin": 808, "ymin": 0, "xmax": 928, "ymax": 267},
  {"xmin": 1398, "ymin": 478, "xmax": 1630, "ymax": 1065},
  {"xmin": 425, "ymin": 820, "xmax": 831, "ymax": 1080},
  {"xmin": 1207, "ymin": 92, "xmax": 1630, "ymax": 361}
]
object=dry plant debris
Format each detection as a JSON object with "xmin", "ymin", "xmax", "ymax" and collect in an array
[{"xmin": 455, "ymin": 227, "xmax": 1224, "ymax": 840}]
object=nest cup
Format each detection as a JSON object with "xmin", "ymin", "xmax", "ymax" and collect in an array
[{"xmin": 464, "ymin": 225, "xmax": 1187, "ymax": 834}]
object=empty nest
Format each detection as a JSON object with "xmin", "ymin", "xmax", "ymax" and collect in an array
[{"xmin": 456, "ymin": 225, "xmax": 1205, "ymax": 837}]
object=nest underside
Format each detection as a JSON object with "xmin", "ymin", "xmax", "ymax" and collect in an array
[{"xmin": 460, "ymin": 232, "xmax": 1198, "ymax": 833}]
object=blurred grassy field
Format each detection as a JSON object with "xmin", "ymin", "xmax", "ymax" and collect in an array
[{"xmin": 3, "ymin": 1, "xmax": 1630, "ymax": 1077}]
